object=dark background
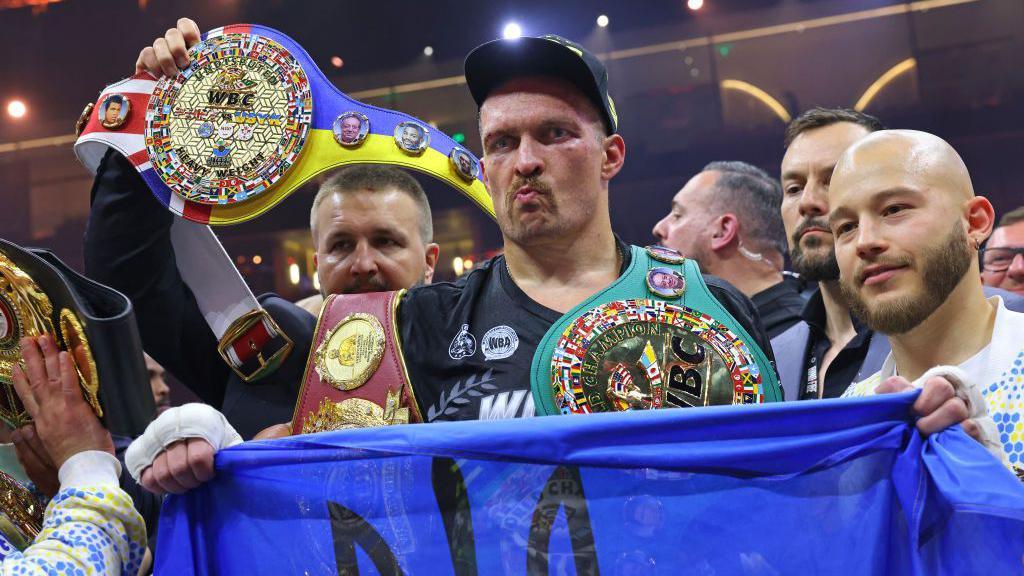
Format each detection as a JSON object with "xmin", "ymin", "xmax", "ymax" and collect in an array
[{"xmin": 1, "ymin": 0, "xmax": 1022, "ymax": 299}]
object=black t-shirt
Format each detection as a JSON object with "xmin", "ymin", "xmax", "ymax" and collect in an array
[
  {"xmin": 797, "ymin": 290, "xmax": 874, "ymax": 400},
  {"xmin": 400, "ymin": 241, "xmax": 777, "ymax": 422},
  {"xmin": 751, "ymin": 280, "xmax": 807, "ymax": 340}
]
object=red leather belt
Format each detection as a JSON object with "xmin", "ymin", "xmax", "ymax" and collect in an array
[{"xmin": 291, "ymin": 290, "xmax": 422, "ymax": 434}]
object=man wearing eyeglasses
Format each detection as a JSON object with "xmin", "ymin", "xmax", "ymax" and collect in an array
[{"xmin": 981, "ymin": 206, "xmax": 1024, "ymax": 296}]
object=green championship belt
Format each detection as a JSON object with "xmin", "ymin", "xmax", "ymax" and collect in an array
[{"xmin": 531, "ymin": 245, "xmax": 782, "ymax": 415}]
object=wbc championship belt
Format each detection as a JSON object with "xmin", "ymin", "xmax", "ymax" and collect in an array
[
  {"xmin": 73, "ymin": 24, "xmax": 494, "ymax": 383},
  {"xmin": 0, "ymin": 239, "xmax": 156, "ymax": 436},
  {"xmin": 291, "ymin": 291, "xmax": 421, "ymax": 434},
  {"xmin": 530, "ymin": 245, "xmax": 783, "ymax": 415}
]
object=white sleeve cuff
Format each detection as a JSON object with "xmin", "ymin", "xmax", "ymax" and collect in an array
[{"xmin": 57, "ymin": 450, "xmax": 121, "ymax": 488}]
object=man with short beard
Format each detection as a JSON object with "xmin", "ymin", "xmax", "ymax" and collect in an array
[
  {"xmin": 86, "ymin": 154, "xmax": 439, "ymax": 438},
  {"xmin": 771, "ymin": 108, "xmax": 887, "ymax": 400},
  {"xmin": 834, "ymin": 130, "xmax": 1023, "ymax": 475}
]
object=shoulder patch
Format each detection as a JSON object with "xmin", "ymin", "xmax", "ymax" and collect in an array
[
  {"xmin": 448, "ymin": 324, "xmax": 476, "ymax": 360},
  {"xmin": 481, "ymin": 325, "xmax": 519, "ymax": 360}
]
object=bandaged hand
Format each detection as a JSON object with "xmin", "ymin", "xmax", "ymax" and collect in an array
[
  {"xmin": 875, "ymin": 365, "xmax": 1004, "ymax": 463},
  {"xmin": 125, "ymin": 403, "xmax": 242, "ymax": 495}
]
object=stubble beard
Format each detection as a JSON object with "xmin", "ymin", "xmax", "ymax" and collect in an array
[
  {"xmin": 682, "ymin": 241, "xmax": 712, "ymax": 272},
  {"xmin": 791, "ymin": 234, "xmax": 841, "ymax": 282},
  {"xmin": 840, "ymin": 224, "xmax": 973, "ymax": 334}
]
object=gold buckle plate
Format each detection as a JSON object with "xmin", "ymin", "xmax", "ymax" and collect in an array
[{"xmin": 217, "ymin": 309, "xmax": 294, "ymax": 383}]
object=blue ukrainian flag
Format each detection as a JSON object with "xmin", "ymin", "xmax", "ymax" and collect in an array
[{"xmin": 156, "ymin": 392, "xmax": 1024, "ymax": 575}]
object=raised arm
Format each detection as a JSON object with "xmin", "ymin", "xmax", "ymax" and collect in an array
[{"xmin": 83, "ymin": 18, "xmax": 232, "ymax": 407}]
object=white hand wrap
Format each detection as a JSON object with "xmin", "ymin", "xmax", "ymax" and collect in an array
[
  {"xmin": 124, "ymin": 403, "xmax": 243, "ymax": 483},
  {"xmin": 914, "ymin": 366, "xmax": 1006, "ymax": 464}
]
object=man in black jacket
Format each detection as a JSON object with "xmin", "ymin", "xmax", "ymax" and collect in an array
[{"xmin": 86, "ymin": 154, "xmax": 440, "ymax": 439}]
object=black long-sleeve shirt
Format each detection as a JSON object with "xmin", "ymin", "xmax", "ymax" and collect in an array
[
  {"xmin": 84, "ymin": 150, "xmax": 315, "ymax": 439},
  {"xmin": 84, "ymin": 150, "xmax": 779, "ymax": 435}
]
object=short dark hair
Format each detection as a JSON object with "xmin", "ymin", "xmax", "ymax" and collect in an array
[
  {"xmin": 310, "ymin": 165, "xmax": 433, "ymax": 244},
  {"xmin": 702, "ymin": 161, "xmax": 787, "ymax": 257},
  {"xmin": 998, "ymin": 206, "xmax": 1024, "ymax": 229},
  {"xmin": 782, "ymin": 107, "xmax": 885, "ymax": 149}
]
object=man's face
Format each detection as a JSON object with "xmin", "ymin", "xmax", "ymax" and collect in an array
[
  {"xmin": 478, "ymin": 77, "xmax": 620, "ymax": 246},
  {"xmin": 314, "ymin": 189, "xmax": 436, "ymax": 295},
  {"xmin": 981, "ymin": 221, "xmax": 1024, "ymax": 295},
  {"xmin": 652, "ymin": 272, "xmax": 672, "ymax": 289},
  {"xmin": 145, "ymin": 354, "xmax": 171, "ymax": 415},
  {"xmin": 652, "ymin": 171, "xmax": 717, "ymax": 269},
  {"xmin": 341, "ymin": 117, "xmax": 361, "ymax": 143},
  {"xmin": 104, "ymin": 101, "xmax": 122, "ymax": 124},
  {"xmin": 459, "ymin": 154, "xmax": 472, "ymax": 173},
  {"xmin": 781, "ymin": 122, "xmax": 872, "ymax": 281},
  {"xmin": 829, "ymin": 147, "xmax": 973, "ymax": 334},
  {"xmin": 402, "ymin": 126, "xmax": 420, "ymax": 148}
]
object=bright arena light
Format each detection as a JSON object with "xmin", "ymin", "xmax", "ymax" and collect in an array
[
  {"xmin": 288, "ymin": 263, "xmax": 301, "ymax": 286},
  {"xmin": 503, "ymin": 22, "xmax": 522, "ymax": 39},
  {"xmin": 597, "ymin": 14, "xmax": 609, "ymax": 28},
  {"xmin": 423, "ymin": 45, "xmax": 434, "ymax": 57},
  {"xmin": 687, "ymin": 0, "xmax": 704, "ymax": 10},
  {"xmin": 7, "ymin": 100, "xmax": 26, "ymax": 119}
]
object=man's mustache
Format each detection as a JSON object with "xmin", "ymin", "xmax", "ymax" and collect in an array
[
  {"xmin": 341, "ymin": 277, "xmax": 390, "ymax": 293},
  {"xmin": 792, "ymin": 218, "xmax": 832, "ymax": 243},
  {"xmin": 852, "ymin": 254, "xmax": 913, "ymax": 285},
  {"xmin": 506, "ymin": 177, "xmax": 552, "ymax": 203}
]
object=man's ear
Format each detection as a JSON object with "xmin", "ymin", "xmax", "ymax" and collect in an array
[
  {"xmin": 479, "ymin": 158, "xmax": 490, "ymax": 191},
  {"xmin": 423, "ymin": 243, "xmax": 440, "ymax": 284},
  {"xmin": 710, "ymin": 213, "xmax": 740, "ymax": 252},
  {"xmin": 601, "ymin": 134, "xmax": 626, "ymax": 181},
  {"xmin": 964, "ymin": 196, "xmax": 995, "ymax": 247}
]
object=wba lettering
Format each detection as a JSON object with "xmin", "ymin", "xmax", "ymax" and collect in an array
[
  {"xmin": 207, "ymin": 91, "xmax": 256, "ymax": 110},
  {"xmin": 481, "ymin": 325, "xmax": 519, "ymax": 360}
]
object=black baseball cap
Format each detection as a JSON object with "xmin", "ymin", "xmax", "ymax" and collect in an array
[{"xmin": 464, "ymin": 34, "xmax": 619, "ymax": 134}]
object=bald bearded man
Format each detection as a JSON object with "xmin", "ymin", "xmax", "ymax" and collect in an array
[{"xmin": 832, "ymin": 130, "xmax": 1024, "ymax": 477}]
